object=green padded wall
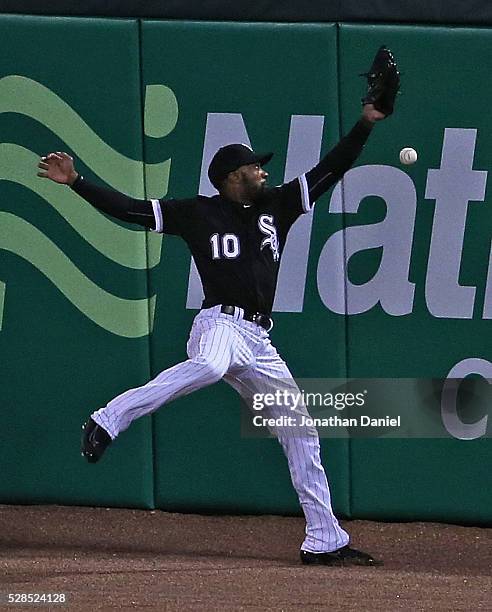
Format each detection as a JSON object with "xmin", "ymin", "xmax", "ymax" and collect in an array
[
  {"xmin": 0, "ymin": 15, "xmax": 154, "ymax": 507},
  {"xmin": 1, "ymin": 14, "xmax": 490, "ymax": 523},
  {"xmin": 338, "ymin": 24, "xmax": 492, "ymax": 522}
]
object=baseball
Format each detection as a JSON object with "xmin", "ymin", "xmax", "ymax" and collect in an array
[{"xmin": 399, "ymin": 147, "xmax": 418, "ymax": 165}]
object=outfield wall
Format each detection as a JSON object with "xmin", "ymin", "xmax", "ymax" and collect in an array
[{"xmin": 0, "ymin": 15, "xmax": 491, "ymax": 523}]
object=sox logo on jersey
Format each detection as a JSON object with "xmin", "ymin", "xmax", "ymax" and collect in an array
[{"xmin": 258, "ymin": 214, "xmax": 280, "ymax": 262}]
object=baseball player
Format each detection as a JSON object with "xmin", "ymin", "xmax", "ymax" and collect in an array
[{"xmin": 37, "ymin": 49, "xmax": 399, "ymax": 565}]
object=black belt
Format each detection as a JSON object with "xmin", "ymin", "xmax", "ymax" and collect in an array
[{"xmin": 220, "ymin": 305, "xmax": 273, "ymax": 332}]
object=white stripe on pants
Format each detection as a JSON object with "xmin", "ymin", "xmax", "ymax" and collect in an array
[{"xmin": 92, "ymin": 305, "xmax": 349, "ymax": 552}]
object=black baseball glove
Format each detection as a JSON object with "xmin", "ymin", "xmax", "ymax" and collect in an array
[{"xmin": 360, "ymin": 45, "xmax": 400, "ymax": 116}]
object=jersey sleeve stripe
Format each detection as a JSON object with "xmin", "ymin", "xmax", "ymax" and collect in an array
[
  {"xmin": 298, "ymin": 174, "xmax": 311, "ymax": 213},
  {"xmin": 151, "ymin": 199, "xmax": 163, "ymax": 233}
]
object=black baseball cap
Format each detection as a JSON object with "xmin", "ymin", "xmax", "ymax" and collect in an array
[{"xmin": 208, "ymin": 144, "xmax": 273, "ymax": 189}]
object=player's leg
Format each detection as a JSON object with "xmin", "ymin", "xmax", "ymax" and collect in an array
[
  {"xmin": 89, "ymin": 309, "xmax": 241, "ymax": 441},
  {"xmin": 224, "ymin": 346, "xmax": 349, "ymax": 554}
]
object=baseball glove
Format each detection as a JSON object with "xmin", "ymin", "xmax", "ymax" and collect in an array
[{"xmin": 360, "ymin": 45, "xmax": 400, "ymax": 116}]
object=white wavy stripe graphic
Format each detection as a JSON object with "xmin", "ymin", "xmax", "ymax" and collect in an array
[
  {"xmin": 0, "ymin": 75, "xmax": 170, "ymax": 199},
  {"xmin": 0, "ymin": 212, "xmax": 155, "ymax": 338},
  {"xmin": 2, "ymin": 143, "xmax": 165, "ymax": 269}
]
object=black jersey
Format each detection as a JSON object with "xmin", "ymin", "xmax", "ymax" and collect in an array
[
  {"xmin": 151, "ymin": 178, "xmax": 306, "ymax": 314},
  {"xmin": 71, "ymin": 120, "xmax": 372, "ymax": 315}
]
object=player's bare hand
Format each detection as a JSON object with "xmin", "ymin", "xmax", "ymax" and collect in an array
[
  {"xmin": 37, "ymin": 152, "xmax": 78, "ymax": 185},
  {"xmin": 362, "ymin": 103, "xmax": 386, "ymax": 124}
]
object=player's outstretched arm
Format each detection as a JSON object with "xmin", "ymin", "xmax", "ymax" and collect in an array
[
  {"xmin": 300, "ymin": 45, "xmax": 400, "ymax": 203},
  {"xmin": 302, "ymin": 112, "xmax": 374, "ymax": 203},
  {"xmin": 302, "ymin": 102, "xmax": 391, "ymax": 204},
  {"xmin": 37, "ymin": 152, "xmax": 156, "ymax": 229}
]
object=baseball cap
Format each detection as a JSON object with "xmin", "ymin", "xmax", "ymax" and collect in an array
[{"xmin": 208, "ymin": 144, "xmax": 273, "ymax": 189}]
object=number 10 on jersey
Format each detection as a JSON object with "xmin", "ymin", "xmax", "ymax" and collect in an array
[{"xmin": 210, "ymin": 233, "xmax": 240, "ymax": 259}]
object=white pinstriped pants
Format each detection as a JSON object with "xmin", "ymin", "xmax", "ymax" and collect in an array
[{"xmin": 92, "ymin": 305, "xmax": 349, "ymax": 552}]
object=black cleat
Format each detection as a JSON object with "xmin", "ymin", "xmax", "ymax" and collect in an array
[
  {"xmin": 300, "ymin": 545, "xmax": 382, "ymax": 567},
  {"xmin": 81, "ymin": 418, "xmax": 112, "ymax": 463}
]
